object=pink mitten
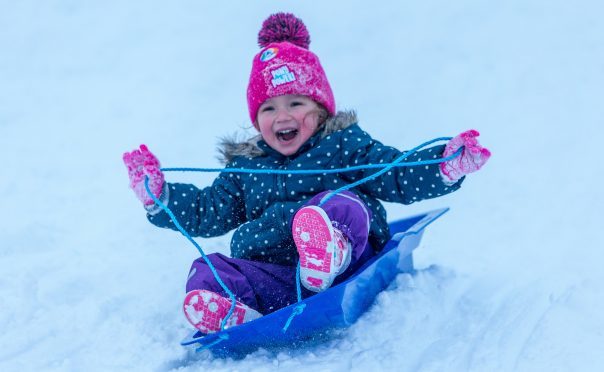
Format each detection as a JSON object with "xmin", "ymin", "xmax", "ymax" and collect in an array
[
  {"xmin": 440, "ymin": 130, "xmax": 491, "ymax": 182},
  {"xmin": 123, "ymin": 144, "xmax": 165, "ymax": 206}
]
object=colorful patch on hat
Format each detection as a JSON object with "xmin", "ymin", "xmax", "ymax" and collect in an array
[
  {"xmin": 270, "ymin": 65, "xmax": 296, "ymax": 87},
  {"xmin": 260, "ymin": 47, "xmax": 278, "ymax": 62}
]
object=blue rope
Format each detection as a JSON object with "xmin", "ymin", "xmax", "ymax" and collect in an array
[
  {"xmin": 282, "ymin": 262, "xmax": 305, "ymax": 333},
  {"xmin": 144, "ymin": 136, "xmax": 462, "ymax": 338},
  {"xmin": 160, "ymin": 136, "xmax": 455, "ymax": 177},
  {"xmin": 195, "ymin": 333, "xmax": 229, "ymax": 353},
  {"xmin": 282, "ymin": 303, "xmax": 306, "ymax": 333},
  {"xmin": 144, "ymin": 177, "xmax": 237, "ymax": 331}
]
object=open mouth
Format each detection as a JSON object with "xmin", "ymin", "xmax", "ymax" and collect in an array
[{"xmin": 276, "ymin": 128, "xmax": 298, "ymax": 142}]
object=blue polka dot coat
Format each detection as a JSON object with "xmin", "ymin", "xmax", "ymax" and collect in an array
[{"xmin": 147, "ymin": 111, "xmax": 463, "ymax": 265}]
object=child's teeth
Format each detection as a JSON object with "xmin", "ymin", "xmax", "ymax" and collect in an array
[{"xmin": 277, "ymin": 129, "xmax": 298, "ymax": 141}]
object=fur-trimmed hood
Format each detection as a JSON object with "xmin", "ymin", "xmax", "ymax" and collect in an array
[{"xmin": 217, "ymin": 110, "xmax": 358, "ymax": 165}]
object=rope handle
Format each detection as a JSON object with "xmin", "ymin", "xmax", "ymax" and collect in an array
[
  {"xmin": 159, "ymin": 137, "xmax": 458, "ymax": 176},
  {"xmin": 144, "ymin": 177, "xmax": 237, "ymax": 331},
  {"xmin": 195, "ymin": 333, "xmax": 229, "ymax": 353},
  {"xmin": 319, "ymin": 137, "xmax": 459, "ymax": 205}
]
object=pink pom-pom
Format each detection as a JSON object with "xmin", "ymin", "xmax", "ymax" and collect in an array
[{"xmin": 258, "ymin": 13, "xmax": 311, "ymax": 49}]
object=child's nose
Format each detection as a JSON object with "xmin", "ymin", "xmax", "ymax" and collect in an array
[{"xmin": 274, "ymin": 108, "xmax": 293, "ymax": 122}]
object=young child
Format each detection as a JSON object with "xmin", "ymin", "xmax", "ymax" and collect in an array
[{"xmin": 123, "ymin": 13, "xmax": 490, "ymax": 334}]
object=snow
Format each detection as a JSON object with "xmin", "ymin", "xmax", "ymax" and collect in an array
[{"xmin": 1, "ymin": 1, "xmax": 603, "ymax": 371}]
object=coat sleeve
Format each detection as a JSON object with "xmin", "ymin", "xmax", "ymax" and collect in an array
[
  {"xmin": 146, "ymin": 166, "xmax": 248, "ymax": 237},
  {"xmin": 339, "ymin": 125, "xmax": 464, "ymax": 204}
]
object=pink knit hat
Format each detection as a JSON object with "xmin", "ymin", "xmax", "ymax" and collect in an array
[{"xmin": 247, "ymin": 13, "xmax": 336, "ymax": 123}]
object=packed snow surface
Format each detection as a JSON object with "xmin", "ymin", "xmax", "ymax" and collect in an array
[{"xmin": 1, "ymin": 1, "xmax": 603, "ymax": 371}]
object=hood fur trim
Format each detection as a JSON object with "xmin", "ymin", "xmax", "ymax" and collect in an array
[{"xmin": 217, "ymin": 110, "xmax": 358, "ymax": 165}]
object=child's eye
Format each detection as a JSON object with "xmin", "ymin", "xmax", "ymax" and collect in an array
[
  {"xmin": 290, "ymin": 101, "xmax": 303, "ymax": 107},
  {"xmin": 261, "ymin": 106, "xmax": 274, "ymax": 112}
]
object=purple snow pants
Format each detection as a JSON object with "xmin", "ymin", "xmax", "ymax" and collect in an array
[{"xmin": 185, "ymin": 191, "xmax": 374, "ymax": 314}]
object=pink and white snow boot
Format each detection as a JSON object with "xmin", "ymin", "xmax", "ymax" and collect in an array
[
  {"xmin": 292, "ymin": 205, "xmax": 352, "ymax": 292},
  {"xmin": 183, "ymin": 289, "xmax": 262, "ymax": 334}
]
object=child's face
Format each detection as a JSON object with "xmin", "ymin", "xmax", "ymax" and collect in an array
[{"xmin": 256, "ymin": 95, "xmax": 322, "ymax": 156}]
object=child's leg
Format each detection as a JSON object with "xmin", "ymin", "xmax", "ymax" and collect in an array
[
  {"xmin": 184, "ymin": 253, "xmax": 309, "ymax": 332},
  {"xmin": 293, "ymin": 190, "xmax": 373, "ymax": 292},
  {"xmin": 308, "ymin": 191, "xmax": 372, "ymax": 265}
]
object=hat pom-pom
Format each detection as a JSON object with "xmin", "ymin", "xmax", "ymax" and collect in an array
[{"xmin": 258, "ymin": 13, "xmax": 310, "ymax": 49}]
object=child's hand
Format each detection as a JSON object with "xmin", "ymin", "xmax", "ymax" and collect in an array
[
  {"xmin": 123, "ymin": 144, "xmax": 165, "ymax": 206},
  {"xmin": 440, "ymin": 130, "xmax": 491, "ymax": 182}
]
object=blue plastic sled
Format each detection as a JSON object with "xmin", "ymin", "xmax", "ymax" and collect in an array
[{"xmin": 181, "ymin": 208, "xmax": 449, "ymax": 356}]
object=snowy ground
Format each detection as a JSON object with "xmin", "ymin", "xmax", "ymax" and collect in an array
[{"xmin": 1, "ymin": 1, "xmax": 603, "ymax": 371}]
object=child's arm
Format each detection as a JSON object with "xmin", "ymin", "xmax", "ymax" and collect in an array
[
  {"xmin": 146, "ymin": 174, "xmax": 248, "ymax": 238},
  {"xmin": 339, "ymin": 126, "xmax": 470, "ymax": 204},
  {"xmin": 123, "ymin": 145, "xmax": 247, "ymax": 237}
]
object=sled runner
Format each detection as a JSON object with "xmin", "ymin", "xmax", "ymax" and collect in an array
[{"xmin": 181, "ymin": 208, "xmax": 448, "ymax": 356}]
